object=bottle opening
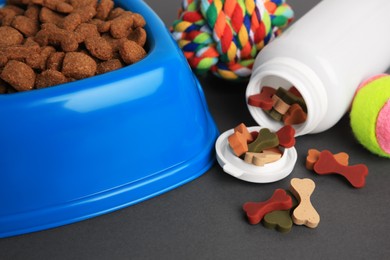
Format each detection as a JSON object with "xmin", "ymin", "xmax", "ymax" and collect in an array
[{"xmin": 246, "ymin": 74, "xmax": 311, "ymax": 135}]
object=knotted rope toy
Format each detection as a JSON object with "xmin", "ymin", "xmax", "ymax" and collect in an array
[{"xmin": 171, "ymin": 0, "xmax": 294, "ymax": 80}]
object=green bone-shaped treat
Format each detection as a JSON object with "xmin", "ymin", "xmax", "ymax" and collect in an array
[
  {"xmin": 263, "ymin": 190, "xmax": 298, "ymax": 233},
  {"xmin": 265, "ymin": 108, "xmax": 283, "ymax": 121},
  {"xmin": 275, "ymin": 87, "xmax": 307, "ymax": 113},
  {"xmin": 247, "ymin": 128, "xmax": 279, "ymax": 153}
]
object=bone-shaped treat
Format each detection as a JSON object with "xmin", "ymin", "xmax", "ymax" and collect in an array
[
  {"xmin": 289, "ymin": 178, "xmax": 320, "ymax": 228},
  {"xmin": 243, "ymin": 189, "xmax": 293, "ymax": 225},
  {"xmin": 276, "ymin": 125, "xmax": 296, "ymax": 148},
  {"xmin": 306, "ymin": 149, "xmax": 349, "ymax": 170},
  {"xmin": 247, "ymin": 128, "xmax": 279, "ymax": 153},
  {"xmin": 288, "ymin": 86, "xmax": 302, "ymax": 97},
  {"xmin": 227, "ymin": 123, "xmax": 255, "ymax": 157},
  {"xmin": 275, "ymin": 87, "xmax": 307, "ymax": 112},
  {"xmin": 244, "ymin": 151, "xmax": 282, "ymax": 166},
  {"xmin": 234, "ymin": 123, "xmax": 253, "ymax": 143},
  {"xmin": 313, "ymin": 150, "xmax": 368, "ymax": 188},
  {"xmin": 263, "ymin": 190, "xmax": 298, "ymax": 233},
  {"xmin": 228, "ymin": 131, "xmax": 248, "ymax": 157},
  {"xmin": 283, "ymin": 103, "xmax": 307, "ymax": 125},
  {"xmin": 272, "ymin": 94, "xmax": 291, "ymax": 114},
  {"xmin": 265, "ymin": 108, "xmax": 283, "ymax": 121},
  {"xmin": 248, "ymin": 86, "xmax": 276, "ymax": 111}
]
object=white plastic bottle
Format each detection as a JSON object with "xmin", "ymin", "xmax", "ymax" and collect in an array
[{"xmin": 246, "ymin": 0, "xmax": 390, "ymax": 136}]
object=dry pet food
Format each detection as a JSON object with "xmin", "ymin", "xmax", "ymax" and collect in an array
[{"xmin": 0, "ymin": 0, "xmax": 148, "ymax": 93}]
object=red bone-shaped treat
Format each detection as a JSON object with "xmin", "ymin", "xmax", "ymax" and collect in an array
[
  {"xmin": 243, "ymin": 189, "xmax": 293, "ymax": 225},
  {"xmin": 276, "ymin": 125, "xmax": 296, "ymax": 148},
  {"xmin": 248, "ymin": 86, "xmax": 276, "ymax": 111},
  {"xmin": 313, "ymin": 150, "xmax": 368, "ymax": 188}
]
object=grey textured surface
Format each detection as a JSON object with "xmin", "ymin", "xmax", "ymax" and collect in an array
[{"xmin": 1, "ymin": 1, "xmax": 390, "ymax": 259}]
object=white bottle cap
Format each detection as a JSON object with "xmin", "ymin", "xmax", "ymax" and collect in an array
[{"xmin": 215, "ymin": 126, "xmax": 297, "ymax": 183}]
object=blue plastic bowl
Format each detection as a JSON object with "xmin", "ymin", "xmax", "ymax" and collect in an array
[{"xmin": 0, "ymin": 0, "xmax": 218, "ymax": 238}]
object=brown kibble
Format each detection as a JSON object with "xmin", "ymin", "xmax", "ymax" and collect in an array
[
  {"xmin": 1, "ymin": 5, "xmax": 25, "ymax": 26},
  {"xmin": 119, "ymin": 40, "xmax": 146, "ymax": 64},
  {"xmin": 62, "ymin": 52, "xmax": 97, "ymax": 79},
  {"xmin": 74, "ymin": 23, "xmax": 100, "ymax": 43},
  {"xmin": 0, "ymin": 0, "xmax": 148, "ymax": 92},
  {"xmin": 25, "ymin": 5, "xmax": 41, "ymax": 21},
  {"xmin": 97, "ymin": 20, "xmax": 111, "ymax": 33},
  {"xmin": 0, "ymin": 7, "xmax": 18, "ymax": 26},
  {"xmin": 107, "ymin": 7, "xmax": 125, "ymax": 20},
  {"xmin": 132, "ymin": 13, "xmax": 146, "ymax": 28},
  {"xmin": 84, "ymin": 36, "xmax": 113, "ymax": 60},
  {"xmin": 89, "ymin": 18, "xmax": 111, "ymax": 33},
  {"xmin": 110, "ymin": 12, "xmax": 133, "ymax": 39},
  {"xmin": 55, "ymin": 2, "xmax": 74, "ymax": 13},
  {"xmin": 96, "ymin": 0, "xmax": 114, "ymax": 20},
  {"xmin": 35, "ymin": 23, "xmax": 79, "ymax": 52},
  {"xmin": 0, "ymin": 26, "xmax": 24, "ymax": 46},
  {"xmin": 1, "ymin": 60, "xmax": 36, "ymax": 91},
  {"xmin": 46, "ymin": 51, "xmax": 65, "ymax": 70},
  {"xmin": 97, "ymin": 59, "xmax": 122, "ymax": 74},
  {"xmin": 76, "ymin": 6, "xmax": 97, "ymax": 22},
  {"xmin": 101, "ymin": 33, "xmax": 126, "ymax": 52},
  {"xmin": 62, "ymin": 6, "xmax": 96, "ymax": 31},
  {"xmin": 32, "ymin": 0, "xmax": 73, "ymax": 14},
  {"xmin": 61, "ymin": 13, "xmax": 82, "ymax": 31},
  {"xmin": 1, "ymin": 5, "xmax": 25, "ymax": 15},
  {"xmin": 0, "ymin": 56, "xmax": 8, "ymax": 67},
  {"xmin": 35, "ymin": 69, "xmax": 68, "ymax": 88},
  {"xmin": 39, "ymin": 7, "xmax": 64, "ymax": 26},
  {"xmin": 23, "ymin": 37, "xmax": 40, "ymax": 47},
  {"xmin": 26, "ymin": 45, "xmax": 55, "ymax": 70},
  {"xmin": 128, "ymin": 27, "xmax": 147, "ymax": 47},
  {"xmin": 11, "ymin": 15, "xmax": 40, "ymax": 37},
  {"xmin": 69, "ymin": 0, "xmax": 98, "ymax": 9},
  {"xmin": 0, "ymin": 44, "xmax": 40, "ymax": 60}
]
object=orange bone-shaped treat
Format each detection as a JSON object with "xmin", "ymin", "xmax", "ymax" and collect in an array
[
  {"xmin": 289, "ymin": 178, "xmax": 320, "ymax": 228},
  {"xmin": 313, "ymin": 150, "xmax": 368, "ymax": 188},
  {"xmin": 247, "ymin": 86, "xmax": 276, "ymax": 111},
  {"xmin": 234, "ymin": 123, "xmax": 253, "ymax": 143},
  {"xmin": 228, "ymin": 131, "xmax": 248, "ymax": 157},
  {"xmin": 306, "ymin": 149, "xmax": 349, "ymax": 170},
  {"xmin": 243, "ymin": 189, "xmax": 293, "ymax": 225},
  {"xmin": 227, "ymin": 123, "xmax": 254, "ymax": 156}
]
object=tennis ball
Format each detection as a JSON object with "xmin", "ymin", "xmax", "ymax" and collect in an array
[{"xmin": 350, "ymin": 74, "xmax": 390, "ymax": 158}]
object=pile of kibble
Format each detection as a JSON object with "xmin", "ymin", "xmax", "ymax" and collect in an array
[{"xmin": 0, "ymin": 0, "xmax": 147, "ymax": 93}]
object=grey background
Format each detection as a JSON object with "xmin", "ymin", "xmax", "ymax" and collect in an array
[{"xmin": 1, "ymin": 0, "xmax": 390, "ymax": 259}]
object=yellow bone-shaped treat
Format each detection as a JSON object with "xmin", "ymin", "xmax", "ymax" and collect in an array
[
  {"xmin": 244, "ymin": 151, "xmax": 282, "ymax": 166},
  {"xmin": 289, "ymin": 178, "xmax": 320, "ymax": 228}
]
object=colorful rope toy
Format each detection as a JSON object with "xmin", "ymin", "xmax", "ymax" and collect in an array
[{"xmin": 171, "ymin": 0, "xmax": 294, "ymax": 80}]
